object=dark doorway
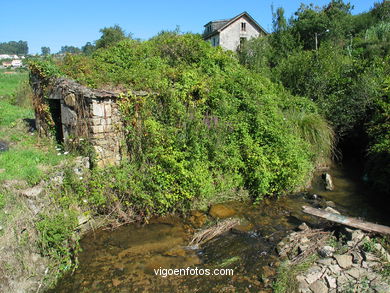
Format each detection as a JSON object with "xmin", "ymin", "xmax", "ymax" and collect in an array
[{"xmin": 48, "ymin": 100, "xmax": 64, "ymax": 144}]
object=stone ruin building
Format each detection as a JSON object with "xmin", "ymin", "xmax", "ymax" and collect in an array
[{"xmin": 30, "ymin": 72, "xmax": 134, "ymax": 167}]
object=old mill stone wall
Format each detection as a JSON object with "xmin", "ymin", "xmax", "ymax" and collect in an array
[{"xmin": 30, "ymin": 74, "xmax": 126, "ymax": 167}]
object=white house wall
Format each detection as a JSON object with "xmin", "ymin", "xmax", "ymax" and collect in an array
[{"xmin": 220, "ymin": 16, "xmax": 261, "ymax": 51}]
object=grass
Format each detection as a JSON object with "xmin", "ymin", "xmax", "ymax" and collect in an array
[
  {"xmin": 0, "ymin": 71, "xmax": 66, "ymax": 185},
  {"xmin": 272, "ymin": 255, "xmax": 318, "ymax": 293},
  {"xmin": 0, "ymin": 69, "xmax": 28, "ymax": 97}
]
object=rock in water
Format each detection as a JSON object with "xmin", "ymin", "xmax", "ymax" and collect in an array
[
  {"xmin": 322, "ymin": 173, "xmax": 334, "ymax": 191},
  {"xmin": 0, "ymin": 140, "xmax": 9, "ymax": 152},
  {"xmin": 208, "ymin": 204, "xmax": 236, "ymax": 219}
]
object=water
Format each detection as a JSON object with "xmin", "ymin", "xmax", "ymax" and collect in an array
[{"xmin": 51, "ymin": 162, "xmax": 389, "ymax": 292}]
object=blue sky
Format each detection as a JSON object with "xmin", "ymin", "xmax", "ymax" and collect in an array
[{"xmin": 1, "ymin": 0, "xmax": 378, "ymax": 54}]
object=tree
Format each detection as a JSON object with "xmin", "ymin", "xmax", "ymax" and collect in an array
[
  {"xmin": 95, "ymin": 25, "xmax": 130, "ymax": 49},
  {"xmin": 41, "ymin": 46, "xmax": 51, "ymax": 56},
  {"xmin": 0, "ymin": 40, "xmax": 28, "ymax": 55},
  {"xmin": 82, "ymin": 42, "xmax": 95, "ymax": 55},
  {"xmin": 58, "ymin": 46, "xmax": 81, "ymax": 54}
]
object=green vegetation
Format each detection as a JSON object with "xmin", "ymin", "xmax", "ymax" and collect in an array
[
  {"xmin": 0, "ymin": 40, "xmax": 28, "ymax": 55},
  {"xmin": 0, "ymin": 70, "xmax": 28, "ymax": 96},
  {"xmin": 0, "ymin": 73, "xmax": 64, "ymax": 184},
  {"xmin": 273, "ymin": 255, "xmax": 318, "ymax": 293},
  {"xmin": 35, "ymin": 211, "xmax": 79, "ymax": 272},
  {"xmin": 239, "ymin": 0, "xmax": 390, "ymax": 197},
  {"xmin": 33, "ymin": 32, "xmax": 333, "ymax": 216}
]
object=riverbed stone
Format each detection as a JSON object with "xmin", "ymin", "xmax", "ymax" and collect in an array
[
  {"xmin": 317, "ymin": 258, "xmax": 333, "ymax": 266},
  {"xmin": 323, "ymin": 173, "xmax": 334, "ymax": 191},
  {"xmin": 231, "ymin": 222, "xmax": 254, "ymax": 233},
  {"xmin": 309, "ymin": 280, "xmax": 328, "ymax": 293},
  {"xmin": 208, "ymin": 204, "xmax": 236, "ymax": 219},
  {"xmin": 325, "ymin": 201, "xmax": 336, "ymax": 208},
  {"xmin": 325, "ymin": 274, "xmax": 337, "ymax": 289},
  {"xmin": 298, "ymin": 222, "xmax": 309, "ymax": 231},
  {"xmin": 305, "ymin": 271, "xmax": 322, "ymax": 285},
  {"xmin": 336, "ymin": 274, "xmax": 349, "ymax": 288},
  {"xmin": 334, "ymin": 254, "xmax": 352, "ymax": 269},
  {"xmin": 370, "ymin": 279, "xmax": 390, "ymax": 293},
  {"xmin": 261, "ymin": 266, "xmax": 276, "ymax": 278},
  {"xmin": 188, "ymin": 211, "xmax": 207, "ymax": 228},
  {"xmin": 345, "ymin": 267, "xmax": 362, "ymax": 279},
  {"xmin": 318, "ymin": 246, "xmax": 335, "ymax": 258},
  {"xmin": 296, "ymin": 275, "xmax": 309, "ymax": 289},
  {"xmin": 328, "ymin": 264, "xmax": 342, "ymax": 274},
  {"xmin": 324, "ymin": 207, "xmax": 340, "ymax": 215},
  {"xmin": 164, "ymin": 247, "xmax": 186, "ymax": 257},
  {"xmin": 351, "ymin": 251, "xmax": 363, "ymax": 264}
]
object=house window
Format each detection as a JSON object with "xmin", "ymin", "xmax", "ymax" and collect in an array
[{"xmin": 241, "ymin": 22, "xmax": 246, "ymax": 32}]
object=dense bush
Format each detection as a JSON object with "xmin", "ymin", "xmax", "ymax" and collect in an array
[
  {"xmin": 365, "ymin": 72, "xmax": 390, "ymax": 196},
  {"xmin": 238, "ymin": 0, "xmax": 389, "ymax": 197},
  {"xmin": 36, "ymin": 211, "xmax": 79, "ymax": 272},
  {"xmin": 45, "ymin": 33, "xmax": 333, "ymax": 215}
]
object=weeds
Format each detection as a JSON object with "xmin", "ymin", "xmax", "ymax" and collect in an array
[
  {"xmin": 35, "ymin": 211, "xmax": 80, "ymax": 272},
  {"xmin": 273, "ymin": 254, "xmax": 318, "ymax": 293}
]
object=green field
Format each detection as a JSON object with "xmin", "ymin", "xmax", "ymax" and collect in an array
[
  {"xmin": 0, "ymin": 71, "xmax": 65, "ymax": 184},
  {"xmin": 0, "ymin": 69, "xmax": 28, "ymax": 96}
]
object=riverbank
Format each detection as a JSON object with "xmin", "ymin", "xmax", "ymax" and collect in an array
[
  {"xmin": 274, "ymin": 223, "xmax": 390, "ymax": 293},
  {"xmin": 0, "ymin": 70, "xmax": 99, "ymax": 292}
]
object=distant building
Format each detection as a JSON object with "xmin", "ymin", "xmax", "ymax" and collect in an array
[
  {"xmin": 0, "ymin": 54, "xmax": 12, "ymax": 60},
  {"xmin": 11, "ymin": 59, "xmax": 22, "ymax": 67},
  {"xmin": 0, "ymin": 54, "xmax": 21, "ymax": 60},
  {"xmin": 203, "ymin": 11, "xmax": 268, "ymax": 51},
  {"xmin": 2, "ymin": 61, "xmax": 12, "ymax": 67}
]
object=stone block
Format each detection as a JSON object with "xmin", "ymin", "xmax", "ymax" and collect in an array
[
  {"xmin": 105, "ymin": 104, "xmax": 112, "ymax": 117},
  {"xmin": 61, "ymin": 105, "xmax": 77, "ymax": 125},
  {"xmin": 102, "ymin": 125, "xmax": 112, "ymax": 132},
  {"xmin": 64, "ymin": 93, "xmax": 76, "ymax": 107},
  {"xmin": 91, "ymin": 118, "xmax": 101, "ymax": 126},
  {"xmin": 91, "ymin": 125, "xmax": 104, "ymax": 133},
  {"xmin": 92, "ymin": 102, "xmax": 104, "ymax": 117}
]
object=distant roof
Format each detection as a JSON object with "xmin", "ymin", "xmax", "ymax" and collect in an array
[{"xmin": 203, "ymin": 11, "xmax": 268, "ymax": 39}]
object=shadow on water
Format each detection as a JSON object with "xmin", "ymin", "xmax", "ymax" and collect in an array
[{"xmin": 51, "ymin": 162, "xmax": 390, "ymax": 292}]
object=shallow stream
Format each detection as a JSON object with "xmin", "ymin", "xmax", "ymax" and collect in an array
[{"xmin": 51, "ymin": 162, "xmax": 390, "ymax": 292}]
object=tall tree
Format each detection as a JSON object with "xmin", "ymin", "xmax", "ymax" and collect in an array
[
  {"xmin": 41, "ymin": 46, "xmax": 51, "ymax": 56},
  {"xmin": 95, "ymin": 25, "xmax": 130, "ymax": 49},
  {"xmin": 0, "ymin": 40, "xmax": 28, "ymax": 55},
  {"xmin": 59, "ymin": 46, "xmax": 81, "ymax": 54},
  {"xmin": 82, "ymin": 42, "xmax": 95, "ymax": 55}
]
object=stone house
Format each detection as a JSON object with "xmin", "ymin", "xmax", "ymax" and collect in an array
[
  {"xmin": 30, "ymin": 71, "xmax": 131, "ymax": 167},
  {"xmin": 203, "ymin": 11, "xmax": 268, "ymax": 51}
]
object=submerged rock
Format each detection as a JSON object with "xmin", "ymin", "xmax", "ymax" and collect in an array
[
  {"xmin": 208, "ymin": 204, "xmax": 236, "ymax": 219},
  {"xmin": 188, "ymin": 211, "xmax": 207, "ymax": 228}
]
